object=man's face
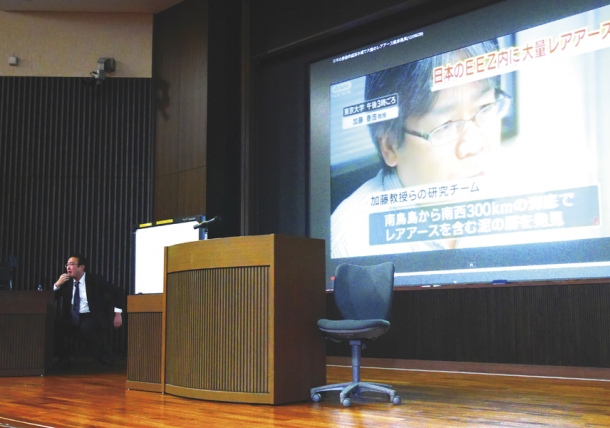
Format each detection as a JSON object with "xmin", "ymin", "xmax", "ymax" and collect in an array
[
  {"xmin": 66, "ymin": 257, "xmax": 85, "ymax": 280},
  {"xmin": 383, "ymin": 82, "xmax": 502, "ymax": 187}
]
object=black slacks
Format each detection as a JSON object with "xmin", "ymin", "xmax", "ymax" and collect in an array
[{"xmin": 56, "ymin": 312, "xmax": 105, "ymax": 360}]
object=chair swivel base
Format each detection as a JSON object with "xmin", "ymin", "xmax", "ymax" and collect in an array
[{"xmin": 311, "ymin": 381, "xmax": 401, "ymax": 407}]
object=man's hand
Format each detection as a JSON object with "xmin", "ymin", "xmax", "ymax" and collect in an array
[
  {"xmin": 54, "ymin": 273, "xmax": 71, "ymax": 288},
  {"xmin": 113, "ymin": 313, "xmax": 123, "ymax": 328}
]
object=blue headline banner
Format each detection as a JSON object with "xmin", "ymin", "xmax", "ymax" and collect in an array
[{"xmin": 369, "ymin": 185, "xmax": 600, "ymax": 245}]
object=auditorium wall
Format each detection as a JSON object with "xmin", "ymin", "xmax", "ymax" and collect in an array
[{"xmin": 0, "ymin": 10, "xmax": 152, "ymax": 77}]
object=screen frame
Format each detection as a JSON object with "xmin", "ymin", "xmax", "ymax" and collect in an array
[{"xmin": 309, "ymin": 0, "xmax": 610, "ymax": 289}]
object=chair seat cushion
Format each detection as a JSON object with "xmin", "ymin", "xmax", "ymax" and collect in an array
[{"xmin": 318, "ymin": 318, "xmax": 390, "ymax": 340}]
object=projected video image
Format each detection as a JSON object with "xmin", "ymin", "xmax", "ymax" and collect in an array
[{"xmin": 330, "ymin": 6, "xmax": 609, "ymax": 260}]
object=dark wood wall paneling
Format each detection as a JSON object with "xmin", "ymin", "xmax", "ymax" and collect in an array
[
  {"xmin": 153, "ymin": 0, "xmax": 209, "ymax": 222},
  {"xmin": 0, "ymin": 76, "xmax": 154, "ymax": 353},
  {"xmin": 326, "ymin": 282, "xmax": 610, "ymax": 367},
  {"xmin": 247, "ymin": 0, "xmax": 610, "ymax": 368},
  {"xmin": 205, "ymin": 1, "xmax": 243, "ymax": 239},
  {"xmin": 252, "ymin": 57, "xmax": 308, "ymax": 236},
  {"xmin": 153, "ymin": 0, "xmax": 242, "ymax": 238}
]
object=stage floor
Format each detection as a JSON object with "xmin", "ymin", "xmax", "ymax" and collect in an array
[{"xmin": 1, "ymin": 361, "xmax": 610, "ymax": 427}]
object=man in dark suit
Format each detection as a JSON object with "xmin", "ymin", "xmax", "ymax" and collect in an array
[{"xmin": 54, "ymin": 253, "xmax": 124, "ymax": 368}]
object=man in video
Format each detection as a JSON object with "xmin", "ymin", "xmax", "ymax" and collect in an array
[{"xmin": 331, "ymin": 40, "xmax": 512, "ymax": 258}]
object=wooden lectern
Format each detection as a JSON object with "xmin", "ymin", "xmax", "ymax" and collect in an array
[{"xmin": 127, "ymin": 234, "xmax": 326, "ymax": 404}]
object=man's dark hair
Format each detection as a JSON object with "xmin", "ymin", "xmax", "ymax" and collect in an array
[
  {"xmin": 365, "ymin": 39, "xmax": 500, "ymax": 173},
  {"xmin": 69, "ymin": 253, "xmax": 88, "ymax": 270}
]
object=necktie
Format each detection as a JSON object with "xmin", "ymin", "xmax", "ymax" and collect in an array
[{"xmin": 72, "ymin": 281, "xmax": 80, "ymax": 323}]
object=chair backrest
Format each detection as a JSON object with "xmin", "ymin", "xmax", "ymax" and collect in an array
[{"xmin": 334, "ymin": 262, "xmax": 395, "ymax": 321}]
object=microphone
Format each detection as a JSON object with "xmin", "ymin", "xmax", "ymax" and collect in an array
[{"xmin": 193, "ymin": 216, "xmax": 221, "ymax": 229}]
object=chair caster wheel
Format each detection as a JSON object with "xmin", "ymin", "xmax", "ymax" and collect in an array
[
  {"xmin": 392, "ymin": 395, "xmax": 401, "ymax": 405},
  {"xmin": 311, "ymin": 393, "xmax": 321, "ymax": 403},
  {"xmin": 342, "ymin": 397, "xmax": 351, "ymax": 407}
]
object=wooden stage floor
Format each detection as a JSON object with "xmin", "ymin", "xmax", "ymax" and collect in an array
[{"xmin": 1, "ymin": 361, "xmax": 610, "ymax": 427}]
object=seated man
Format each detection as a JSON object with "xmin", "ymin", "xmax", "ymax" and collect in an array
[{"xmin": 54, "ymin": 253, "xmax": 123, "ymax": 368}]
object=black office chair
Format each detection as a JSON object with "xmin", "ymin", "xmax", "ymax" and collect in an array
[{"xmin": 311, "ymin": 262, "xmax": 400, "ymax": 407}]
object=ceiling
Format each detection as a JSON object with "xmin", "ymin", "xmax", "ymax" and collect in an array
[{"xmin": 0, "ymin": 0, "xmax": 185, "ymax": 13}]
